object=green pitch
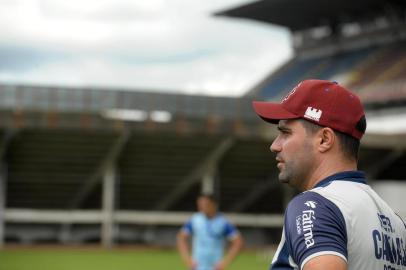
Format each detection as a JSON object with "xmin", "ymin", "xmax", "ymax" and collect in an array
[{"xmin": 0, "ymin": 248, "xmax": 273, "ymax": 270}]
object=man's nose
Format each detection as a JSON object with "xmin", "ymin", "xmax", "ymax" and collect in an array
[{"xmin": 270, "ymin": 137, "xmax": 281, "ymax": 153}]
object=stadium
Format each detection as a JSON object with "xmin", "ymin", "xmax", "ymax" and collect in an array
[{"xmin": 1, "ymin": 0, "xmax": 406, "ymax": 269}]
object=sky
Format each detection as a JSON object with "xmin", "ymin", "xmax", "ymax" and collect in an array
[{"xmin": 0, "ymin": 0, "xmax": 292, "ymax": 97}]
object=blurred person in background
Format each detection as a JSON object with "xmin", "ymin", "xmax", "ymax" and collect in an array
[
  {"xmin": 177, "ymin": 193, "xmax": 243, "ymax": 270},
  {"xmin": 253, "ymin": 79, "xmax": 406, "ymax": 270}
]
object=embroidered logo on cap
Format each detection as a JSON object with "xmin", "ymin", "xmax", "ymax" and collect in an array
[
  {"xmin": 282, "ymin": 82, "xmax": 302, "ymax": 103},
  {"xmin": 304, "ymin": 107, "xmax": 322, "ymax": 122}
]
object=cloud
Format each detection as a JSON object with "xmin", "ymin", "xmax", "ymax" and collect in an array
[{"xmin": 0, "ymin": 0, "xmax": 292, "ymax": 96}]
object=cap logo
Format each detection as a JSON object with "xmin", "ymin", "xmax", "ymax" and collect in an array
[
  {"xmin": 282, "ymin": 82, "xmax": 302, "ymax": 103},
  {"xmin": 304, "ymin": 107, "xmax": 322, "ymax": 122}
]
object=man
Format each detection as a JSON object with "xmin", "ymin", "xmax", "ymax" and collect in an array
[
  {"xmin": 177, "ymin": 193, "xmax": 243, "ymax": 270},
  {"xmin": 252, "ymin": 79, "xmax": 406, "ymax": 270}
]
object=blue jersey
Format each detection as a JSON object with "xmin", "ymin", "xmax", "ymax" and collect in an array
[
  {"xmin": 182, "ymin": 213, "xmax": 238, "ymax": 270},
  {"xmin": 271, "ymin": 171, "xmax": 406, "ymax": 270}
]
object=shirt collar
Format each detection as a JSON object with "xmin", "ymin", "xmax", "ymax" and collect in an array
[{"xmin": 314, "ymin": 170, "xmax": 366, "ymax": 188}]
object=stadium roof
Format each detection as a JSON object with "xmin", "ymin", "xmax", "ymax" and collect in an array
[{"xmin": 217, "ymin": 0, "xmax": 406, "ymax": 31}]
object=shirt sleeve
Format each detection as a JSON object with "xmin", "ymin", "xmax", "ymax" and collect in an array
[
  {"xmin": 223, "ymin": 219, "xmax": 238, "ymax": 239},
  {"xmin": 181, "ymin": 219, "xmax": 193, "ymax": 235},
  {"xmin": 284, "ymin": 191, "xmax": 347, "ymax": 269}
]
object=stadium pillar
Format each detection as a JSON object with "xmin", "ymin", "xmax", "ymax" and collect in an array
[
  {"xmin": 101, "ymin": 165, "xmax": 116, "ymax": 248},
  {"xmin": 202, "ymin": 169, "xmax": 215, "ymax": 194},
  {"xmin": 0, "ymin": 164, "xmax": 5, "ymax": 248}
]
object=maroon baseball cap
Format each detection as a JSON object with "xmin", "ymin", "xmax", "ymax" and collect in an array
[{"xmin": 252, "ymin": 79, "xmax": 366, "ymax": 139}]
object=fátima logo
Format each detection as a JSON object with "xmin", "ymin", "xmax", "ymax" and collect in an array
[{"xmin": 304, "ymin": 201, "xmax": 317, "ymax": 209}]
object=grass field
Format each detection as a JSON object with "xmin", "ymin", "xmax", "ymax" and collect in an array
[{"xmin": 0, "ymin": 247, "xmax": 273, "ymax": 270}]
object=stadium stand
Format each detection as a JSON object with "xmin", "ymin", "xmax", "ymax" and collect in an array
[
  {"xmin": 119, "ymin": 133, "xmax": 223, "ymax": 210},
  {"xmin": 0, "ymin": 0, "xmax": 406, "ymax": 248},
  {"xmin": 220, "ymin": 0, "xmax": 406, "ymax": 108},
  {"xmin": 256, "ymin": 46, "xmax": 376, "ymax": 100},
  {"xmin": 249, "ymin": 42, "xmax": 406, "ymax": 104},
  {"xmin": 7, "ymin": 129, "xmax": 118, "ymax": 209}
]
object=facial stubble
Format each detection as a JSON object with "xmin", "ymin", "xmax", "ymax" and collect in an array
[{"xmin": 277, "ymin": 138, "xmax": 315, "ymax": 190}]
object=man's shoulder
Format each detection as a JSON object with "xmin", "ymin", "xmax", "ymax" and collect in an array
[
  {"xmin": 190, "ymin": 212, "xmax": 205, "ymax": 221},
  {"xmin": 287, "ymin": 191, "xmax": 328, "ymax": 212},
  {"xmin": 213, "ymin": 213, "xmax": 227, "ymax": 221},
  {"xmin": 311, "ymin": 179, "xmax": 372, "ymax": 210},
  {"xmin": 283, "ymin": 191, "xmax": 348, "ymax": 268},
  {"xmin": 285, "ymin": 191, "xmax": 344, "ymax": 223}
]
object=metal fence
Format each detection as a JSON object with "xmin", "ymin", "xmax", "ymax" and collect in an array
[{"xmin": 0, "ymin": 84, "xmax": 256, "ymax": 120}]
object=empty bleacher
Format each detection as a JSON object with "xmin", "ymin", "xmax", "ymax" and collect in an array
[
  {"xmin": 218, "ymin": 139, "xmax": 280, "ymax": 213},
  {"xmin": 256, "ymin": 47, "xmax": 376, "ymax": 100},
  {"xmin": 253, "ymin": 40, "xmax": 406, "ymax": 106},
  {"xmin": 6, "ymin": 129, "xmax": 119, "ymax": 209},
  {"xmin": 118, "ymin": 133, "xmax": 224, "ymax": 211}
]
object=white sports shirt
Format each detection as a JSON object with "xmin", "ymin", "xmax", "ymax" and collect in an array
[{"xmin": 271, "ymin": 171, "xmax": 406, "ymax": 270}]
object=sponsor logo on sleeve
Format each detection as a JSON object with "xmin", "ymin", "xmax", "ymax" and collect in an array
[
  {"xmin": 296, "ymin": 215, "xmax": 302, "ymax": 235},
  {"xmin": 295, "ymin": 201, "xmax": 317, "ymax": 248},
  {"xmin": 304, "ymin": 201, "xmax": 317, "ymax": 209},
  {"xmin": 302, "ymin": 209, "xmax": 316, "ymax": 248}
]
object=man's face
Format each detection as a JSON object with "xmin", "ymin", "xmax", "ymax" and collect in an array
[
  {"xmin": 270, "ymin": 120, "xmax": 317, "ymax": 190},
  {"xmin": 197, "ymin": 196, "xmax": 216, "ymax": 217}
]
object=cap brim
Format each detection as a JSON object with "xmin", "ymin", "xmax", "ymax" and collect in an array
[{"xmin": 252, "ymin": 101, "xmax": 299, "ymax": 124}]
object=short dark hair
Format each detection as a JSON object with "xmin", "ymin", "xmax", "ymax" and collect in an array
[
  {"xmin": 198, "ymin": 192, "xmax": 218, "ymax": 203},
  {"xmin": 299, "ymin": 119, "xmax": 361, "ymax": 161}
]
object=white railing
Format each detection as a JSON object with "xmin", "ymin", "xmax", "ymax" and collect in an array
[{"xmin": 4, "ymin": 209, "xmax": 284, "ymax": 227}]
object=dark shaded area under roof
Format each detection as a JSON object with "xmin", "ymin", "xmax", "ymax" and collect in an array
[{"xmin": 217, "ymin": 0, "xmax": 406, "ymax": 31}]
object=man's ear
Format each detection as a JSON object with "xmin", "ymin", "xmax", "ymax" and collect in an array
[{"xmin": 317, "ymin": 127, "xmax": 335, "ymax": 153}]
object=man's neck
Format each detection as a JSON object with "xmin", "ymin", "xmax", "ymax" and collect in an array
[
  {"xmin": 303, "ymin": 158, "xmax": 357, "ymax": 191},
  {"xmin": 204, "ymin": 211, "xmax": 217, "ymax": 219}
]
